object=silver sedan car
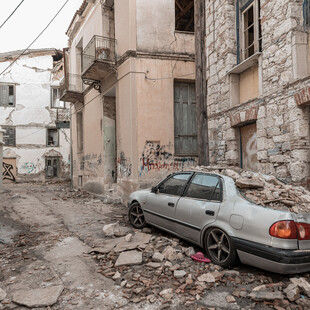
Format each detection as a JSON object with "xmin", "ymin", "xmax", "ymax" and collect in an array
[{"xmin": 128, "ymin": 171, "xmax": 310, "ymax": 274}]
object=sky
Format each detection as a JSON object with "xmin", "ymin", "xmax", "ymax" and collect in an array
[{"xmin": 0, "ymin": 0, "xmax": 83, "ymax": 54}]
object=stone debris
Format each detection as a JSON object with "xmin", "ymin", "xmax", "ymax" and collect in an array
[
  {"xmin": 12, "ymin": 285, "xmax": 64, "ymax": 308},
  {"xmin": 0, "ymin": 288, "xmax": 6, "ymax": 301},
  {"xmin": 103, "ymin": 222, "xmax": 119, "ymax": 236},
  {"xmin": 174, "ymin": 270, "xmax": 186, "ymax": 278},
  {"xmin": 195, "ymin": 166, "xmax": 310, "ymax": 213},
  {"xmin": 290, "ymin": 277, "xmax": 310, "ymax": 297},
  {"xmin": 114, "ymin": 250, "xmax": 143, "ymax": 267},
  {"xmin": 284, "ymin": 283, "xmax": 300, "ymax": 301}
]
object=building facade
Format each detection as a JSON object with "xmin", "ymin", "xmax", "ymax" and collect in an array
[
  {"xmin": 62, "ymin": 0, "xmax": 196, "ymax": 197},
  {"xmin": 0, "ymin": 49, "xmax": 70, "ymax": 182},
  {"xmin": 201, "ymin": 0, "xmax": 310, "ymax": 186}
]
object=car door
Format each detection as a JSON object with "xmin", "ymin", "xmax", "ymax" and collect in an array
[
  {"xmin": 174, "ymin": 173, "xmax": 223, "ymax": 244},
  {"xmin": 144, "ymin": 173, "xmax": 192, "ymax": 233}
]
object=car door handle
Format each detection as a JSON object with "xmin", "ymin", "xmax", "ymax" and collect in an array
[
  {"xmin": 168, "ymin": 202, "xmax": 175, "ymax": 207},
  {"xmin": 205, "ymin": 210, "xmax": 215, "ymax": 216}
]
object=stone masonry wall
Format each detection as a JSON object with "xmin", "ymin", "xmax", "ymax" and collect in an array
[{"xmin": 206, "ymin": 0, "xmax": 310, "ymax": 186}]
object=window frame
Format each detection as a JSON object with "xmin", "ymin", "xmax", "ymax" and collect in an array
[
  {"xmin": 46, "ymin": 128, "xmax": 59, "ymax": 147},
  {"xmin": 239, "ymin": 0, "xmax": 261, "ymax": 62},
  {"xmin": 50, "ymin": 86, "xmax": 65, "ymax": 109},
  {"xmin": 156, "ymin": 172, "xmax": 193, "ymax": 197},
  {"xmin": 183, "ymin": 173, "xmax": 223, "ymax": 202},
  {"xmin": 2, "ymin": 126, "xmax": 16, "ymax": 146},
  {"xmin": 175, "ymin": 0, "xmax": 195, "ymax": 33},
  {"xmin": 0, "ymin": 84, "xmax": 16, "ymax": 107}
]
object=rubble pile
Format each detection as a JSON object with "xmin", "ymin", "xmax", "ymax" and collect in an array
[
  {"xmin": 91, "ymin": 224, "xmax": 310, "ymax": 309},
  {"xmin": 194, "ymin": 166, "xmax": 310, "ymax": 214}
]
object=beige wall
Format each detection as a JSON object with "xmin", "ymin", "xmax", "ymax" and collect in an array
[
  {"xmin": 135, "ymin": 0, "xmax": 195, "ymax": 55},
  {"xmin": 114, "ymin": 0, "xmax": 137, "ymax": 57},
  {"xmin": 239, "ymin": 65, "xmax": 259, "ymax": 103}
]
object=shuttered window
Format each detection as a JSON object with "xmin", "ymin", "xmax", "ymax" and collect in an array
[
  {"xmin": 45, "ymin": 157, "xmax": 59, "ymax": 178},
  {"xmin": 174, "ymin": 82, "xmax": 197, "ymax": 155},
  {"xmin": 0, "ymin": 84, "xmax": 15, "ymax": 106},
  {"xmin": 2, "ymin": 126, "xmax": 16, "ymax": 146},
  {"xmin": 304, "ymin": 0, "xmax": 310, "ymax": 31}
]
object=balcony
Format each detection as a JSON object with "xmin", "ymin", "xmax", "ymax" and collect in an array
[
  {"xmin": 82, "ymin": 35, "xmax": 116, "ymax": 81},
  {"xmin": 60, "ymin": 74, "xmax": 84, "ymax": 103}
]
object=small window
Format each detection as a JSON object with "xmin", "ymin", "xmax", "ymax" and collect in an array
[
  {"xmin": 185, "ymin": 174, "xmax": 222, "ymax": 201},
  {"xmin": 239, "ymin": 0, "xmax": 261, "ymax": 61},
  {"xmin": 0, "ymin": 84, "xmax": 15, "ymax": 107},
  {"xmin": 158, "ymin": 173, "xmax": 191, "ymax": 196},
  {"xmin": 47, "ymin": 128, "xmax": 59, "ymax": 146},
  {"xmin": 175, "ymin": 0, "xmax": 194, "ymax": 32},
  {"xmin": 51, "ymin": 87, "xmax": 65, "ymax": 108},
  {"xmin": 46, "ymin": 157, "xmax": 59, "ymax": 178},
  {"xmin": 2, "ymin": 126, "xmax": 16, "ymax": 146}
]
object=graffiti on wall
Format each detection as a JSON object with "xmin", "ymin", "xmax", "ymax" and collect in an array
[
  {"xmin": 79, "ymin": 153, "xmax": 102, "ymax": 172},
  {"xmin": 20, "ymin": 159, "xmax": 43, "ymax": 175},
  {"xmin": 3, "ymin": 160, "xmax": 16, "ymax": 182},
  {"xmin": 118, "ymin": 152, "xmax": 132, "ymax": 178},
  {"xmin": 139, "ymin": 141, "xmax": 197, "ymax": 176},
  {"xmin": 21, "ymin": 162, "xmax": 35, "ymax": 174}
]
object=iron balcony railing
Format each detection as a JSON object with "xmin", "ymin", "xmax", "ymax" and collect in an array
[
  {"xmin": 82, "ymin": 35, "xmax": 116, "ymax": 73},
  {"xmin": 60, "ymin": 73, "xmax": 84, "ymax": 96}
]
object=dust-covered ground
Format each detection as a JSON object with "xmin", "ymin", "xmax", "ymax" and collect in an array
[{"xmin": 0, "ymin": 182, "xmax": 309, "ymax": 310}]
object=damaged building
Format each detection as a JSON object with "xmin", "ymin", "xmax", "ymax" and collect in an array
[
  {"xmin": 61, "ymin": 0, "xmax": 196, "ymax": 196},
  {"xmin": 0, "ymin": 49, "xmax": 70, "ymax": 182},
  {"xmin": 196, "ymin": 0, "xmax": 310, "ymax": 186}
]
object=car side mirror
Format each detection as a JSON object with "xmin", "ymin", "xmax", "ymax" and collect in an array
[{"xmin": 151, "ymin": 186, "xmax": 158, "ymax": 194}]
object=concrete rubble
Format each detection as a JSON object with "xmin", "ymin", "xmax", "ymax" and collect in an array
[{"xmin": 195, "ymin": 166, "xmax": 310, "ymax": 213}]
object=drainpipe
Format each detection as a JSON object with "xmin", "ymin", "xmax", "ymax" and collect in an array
[
  {"xmin": 0, "ymin": 127, "xmax": 4, "ymax": 191},
  {"xmin": 70, "ymin": 105, "xmax": 73, "ymax": 188}
]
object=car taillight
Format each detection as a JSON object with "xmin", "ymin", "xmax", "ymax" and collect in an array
[
  {"xmin": 296, "ymin": 223, "xmax": 310, "ymax": 240},
  {"xmin": 269, "ymin": 221, "xmax": 310, "ymax": 240},
  {"xmin": 269, "ymin": 221, "xmax": 298, "ymax": 239}
]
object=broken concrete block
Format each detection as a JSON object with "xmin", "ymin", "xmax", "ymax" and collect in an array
[
  {"xmin": 197, "ymin": 273, "xmax": 215, "ymax": 283},
  {"xmin": 103, "ymin": 222, "xmax": 119, "ymax": 236},
  {"xmin": 248, "ymin": 291, "xmax": 284, "ymax": 302},
  {"xmin": 235, "ymin": 177, "xmax": 264, "ymax": 189},
  {"xmin": 174, "ymin": 270, "xmax": 186, "ymax": 279},
  {"xmin": 152, "ymin": 252, "xmax": 165, "ymax": 262},
  {"xmin": 284, "ymin": 283, "xmax": 300, "ymax": 301},
  {"xmin": 12, "ymin": 285, "xmax": 64, "ymax": 308},
  {"xmin": 162, "ymin": 246, "xmax": 177, "ymax": 261},
  {"xmin": 291, "ymin": 277, "xmax": 310, "ymax": 297},
  {"xmin": 114, "ymin": 250, "xmax": 142, "ymax": 267}
]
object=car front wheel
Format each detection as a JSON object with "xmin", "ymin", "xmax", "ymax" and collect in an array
[
  {"xmin": 204, "ymin": 227, "xmax": 237, "ymax": 268},
  {"xmin": 128, "ymin": 202, "xmax": 146, "ymax": 229}
]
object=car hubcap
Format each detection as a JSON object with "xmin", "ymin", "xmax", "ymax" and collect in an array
[
  {"xmin": 130, "ymin": 205, "xmax": 145, "ymax": 226},
  {"xmin": 207, "ymin": 229, "xmax": 230, "ymax": 263}
]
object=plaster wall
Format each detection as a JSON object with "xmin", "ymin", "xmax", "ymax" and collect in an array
[
  {"xmin": 135, "ymin": 0, "xmax": 195, "ymax": 55},
  {"xmin": 0, "ymin": 52, "xmax": 70, "ymax": 181},
  {"xmin": 114, "ymin": 0, "xmax": 137, "ymax": 57}
]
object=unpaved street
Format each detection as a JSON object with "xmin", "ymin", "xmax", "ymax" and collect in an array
[{"xmin": 0, "ymin": 183, "xmax": 309, "ymax": 309}]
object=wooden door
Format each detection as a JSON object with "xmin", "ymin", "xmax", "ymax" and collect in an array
[{"xmin": 240, "ymin": 123, "xmax": 258, "ymax": 172}]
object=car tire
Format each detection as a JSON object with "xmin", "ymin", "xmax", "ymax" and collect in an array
[
  {"xmin": 204, "ymin": 227, "xmax": 237, "ymax": 268},
  {"xmin": 128, "ymin": 202, "xmax": 146, "ymax": 229}
]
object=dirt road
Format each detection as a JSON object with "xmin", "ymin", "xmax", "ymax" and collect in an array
[{"xmin": 0, "ymin": 183, "xmax": 309, "ymax": 309}]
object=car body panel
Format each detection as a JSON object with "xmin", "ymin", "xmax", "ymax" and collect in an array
[{"xmin": 174, "ymin": 197, "xmax": 221, "ymax": 244}]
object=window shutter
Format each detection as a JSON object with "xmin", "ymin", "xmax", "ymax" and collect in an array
[{"xmin": 0, "ymin": 85, "xmax": 9, "ymax": 106}]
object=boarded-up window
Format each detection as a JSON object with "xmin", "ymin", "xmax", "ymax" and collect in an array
[
  {"xmin": 45, "ymin": 157, "xmax": 59, "ymax": 178},
  {"xmin": 0, "ymin": 84, "xmax": 15, "ymax": 106},
  {"xmin": 240, "ymin": 123, "xmax": 258, "ymax": 172},
  {"xmin": 51, "ymin": 87, "xmax": 65, "ymax": 108},
  {"xmin": 2, "ymin": 126, "xmax": 16, "ymax": 146},
  {"xmin": 174, "ymin": 82, "xmax": 197, "ymax": 155},
  {"xmin": 47, "ymin": 128, "xmax": 59, "ymax": 146},
  {"xmin": 175, "ymin": 0, "xmax": 194, "ymax": 32}
]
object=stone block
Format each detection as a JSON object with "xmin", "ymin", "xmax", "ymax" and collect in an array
[
  {"xmin": 266, "ymin": 127, "xmax": 281, "ymax": 137},
  {"xmin": 115, "ymin": 250, "xmax": 143, "ymax": 267},
  {"xmin": 282, "ymin": 142, "xmax": 291, "ymax": 152}
]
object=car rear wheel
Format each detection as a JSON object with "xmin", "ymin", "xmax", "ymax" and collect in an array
[
  {"xmin": 204, "ymin": 227, "xmax": 237, "ymax": 268},
  {"xmin": 128, "ymin": 202, "xmax": 146, "ymax": 229}
]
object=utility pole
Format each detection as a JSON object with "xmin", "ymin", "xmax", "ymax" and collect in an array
[
  {"xmin": 0, "ymin": 127, "xmax": 4, "ymax": 191},
  {"xmin": 194, "ymin": 0, "xmax": 209, "ymax": 166}
]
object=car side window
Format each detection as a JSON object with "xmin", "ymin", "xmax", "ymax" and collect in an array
[
  {"xmin": 158, "ymin": 174, "xmax": 191, "ymax": 196},
  {"xmin": 185, "ymin": 174, "xmax": 222, "ymax": 201}
]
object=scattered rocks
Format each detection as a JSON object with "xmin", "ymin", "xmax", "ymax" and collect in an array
[
  {"xmin": 152, "ymin": 252, "xmax": 165, "ymax": 262},
  {"xmin": 162, "ymin": 246, "xmax": 177, "ymax": 261}
]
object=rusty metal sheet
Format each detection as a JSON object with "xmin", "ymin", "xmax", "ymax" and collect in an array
[{"xmin": 240, "ymin": 123, "xmax": 258, "ymax": 172}]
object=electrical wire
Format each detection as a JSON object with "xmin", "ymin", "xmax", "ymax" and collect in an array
[
  {"xmin": 0, "ymin": 0, "xmax": 25, "ymax": 30},
  {"xmin": 0, "ymin": 0, "xmax": 70, "ymax": 77}
]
